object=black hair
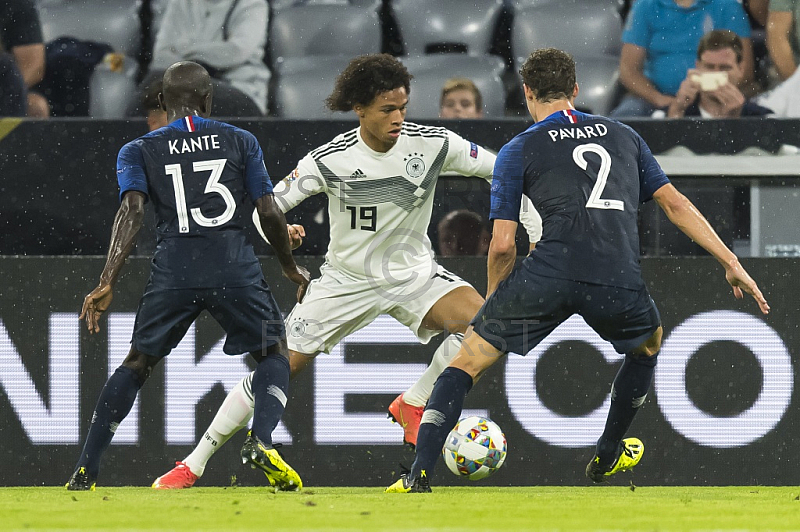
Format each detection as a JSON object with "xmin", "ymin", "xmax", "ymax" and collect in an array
[{"xmin": 326, "ymin": 54, "xmax": 412, "ymax": 111}]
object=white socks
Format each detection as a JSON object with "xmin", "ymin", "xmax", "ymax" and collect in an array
[
  {"xmin": 183, "ymin": 373, "xmax": 255, "ymax": 477},
  {"xmin": 402, "ymin": 333, "xmax": 463, "ymax": 407},
  {"xmin": 182, "ymin": 333, "xmax": 465, "ymax": 475}
]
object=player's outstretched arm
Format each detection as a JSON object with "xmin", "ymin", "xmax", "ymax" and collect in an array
[
  {"xmin": 255, "ymin": 194, "xmax": 310, "ymax": 302},
  {"xmin": 80, "ymin": 191, "xmax": 146, "ymax": 333},
  {"xmin": 654, "ymin": 184, "xmax": 770, "ymax": 314}
]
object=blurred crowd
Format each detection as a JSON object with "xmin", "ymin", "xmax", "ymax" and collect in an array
[
  {"xmin": 1, "ymin": 0, "xmax": 798, "ymax": 121},
  {"xmin": 613, "ymin": 0, "xmax": 799, "ymax": 118}
]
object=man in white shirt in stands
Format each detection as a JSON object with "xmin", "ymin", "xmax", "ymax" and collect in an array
[
  {"xmin": 756, "ymin": 67, "xmax": 800, "ymax": 117},
  {"xmin": 149, "ymin": 0, "xmax": 270, "ymax": 115},
  {"xmin": 151, "ymin": 54, "xmax": 542, "ymax": 489}
]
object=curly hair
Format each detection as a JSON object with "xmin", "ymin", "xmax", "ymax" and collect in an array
[
  {"xmin": 519, "ymin": 48, "xmax": 576, "ymax": 103},
  {"xmin": 326, "ymin": 54, "xmax": 412, "ymax": 111}
]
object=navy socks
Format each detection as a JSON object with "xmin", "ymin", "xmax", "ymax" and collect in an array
[
  {"xmin": 410, "ymin": 367, "xmax": 473, "ymax": 479},
  {"xmin": 250, "ymin": 353, "xmax": 290, "ymax": 445},
  {"xmin": 75, "ymin": 366, "xmax": 142, "ymax": 479},
  {"xmin": 595, "ymin": 352, "xmax": 658, "ymax": 467}
]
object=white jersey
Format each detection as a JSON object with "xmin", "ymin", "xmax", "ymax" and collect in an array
[
  {"xmin": 271, "ymin": 123, "xmax": 541, "ymax": 279},
  {"xmin": 755, "ymin": 67, "xmax": 800, "ymax": 118}
]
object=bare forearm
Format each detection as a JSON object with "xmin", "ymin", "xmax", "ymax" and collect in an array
[
  {"xmin": 259, "ymin": 210, "xmax": 297, "ymax": 271},
  {"xmin": 769, "ymin": 41, "xmax": 797, "ymax": 79},
  {"xmin": 740, "ymin": 38, "xmax": 756, "ymax": 89},
  {"xmin": 663, "ymin": 195, "xmax": 737, "ymax": 268},
  {"xmin": 21, "ymin": 62, "xmax": 44, "ymax": 86},
  {"xmin": 12, "ymin": 44, "xmax": 45, "ymax": 86},
  {"xmin": 185, "ymin": 43, "xmax": 250, "ymax": 70},
  {"xmin": 100, "ymin": 200, "xmax": 144, "ymax": 286},
  {"xmin": 667, "ymin": 100, "xmax": 689, "ymax": 118},
  {"xmin": 768, "ymin": 13, "xmax": 798, "ymax": 80},
  {"xmin": 487, "ymin": 247, "xmax": 515, "ymax": 297},
  {"xmin": 620, "ymin": 68, "xmax": 667, "ymax": 106}
]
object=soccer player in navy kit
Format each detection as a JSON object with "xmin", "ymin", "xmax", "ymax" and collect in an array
[
  {"xmin": 387, "ymin": 48, "xmax": 770, "ymax": 493},
  {"xmin": 66, "ymin": 62, "xmax": 310, "ymax": 491}
]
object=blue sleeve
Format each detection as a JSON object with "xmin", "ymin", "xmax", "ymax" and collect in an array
[
  {"xmin": 489, "ymin": 139, "xmax": 525, "ymax": 222},
  {"xmin": 621, "ymin": 0, "xmax": 651, "ymax": 47},
  {"xmin": 116, "ymin": 141, "xmax": 148, "ymax": 203},
  {"xmin": 719, "ymin": 0, "xmax": 751, "ymax": 38},
  {"xmin": 242, "ymin": 131, "xmax": 273, "ymax": 202},
  {"xmin": 637, "ymin": 134, "xmax": 670, "ymax": 202}
]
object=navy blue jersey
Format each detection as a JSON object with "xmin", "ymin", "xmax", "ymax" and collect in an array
[
  {"xmin": 116, "ymin": 116, "xmax": 273, "ymax": 288},
  {"xmin": 491, "ymin": 109, "xmax": 669, "ymax": 289}
]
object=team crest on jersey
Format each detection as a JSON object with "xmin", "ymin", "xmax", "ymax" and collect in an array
[
  {"xmin": 289, "ymin": 319, "xmax": 306, "ymax": 338},
  {"xmin": 404, "ymin": 153, "xmax": 425, "ymax": 178}
]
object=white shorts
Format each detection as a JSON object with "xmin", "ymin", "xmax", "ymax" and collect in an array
[{"xmin": 285, "ymin": 261, "xmax": 472, "ymax": 354}]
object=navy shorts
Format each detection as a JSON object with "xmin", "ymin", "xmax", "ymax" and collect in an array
[
  {"xmin": 471, "ymin": 265, "xmax": 661, "ymax": 356},
  {"xmin": 132, "ymin": 279, "xmax": 286, "ymax": 358}
]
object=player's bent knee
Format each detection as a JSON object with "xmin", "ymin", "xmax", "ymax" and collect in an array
[
  {"xmin": 424, "ymin": 286, "xmax": 484, "ymax": 334},
  {"xmin": 121, "ymin": 349, "xmax": 160, "ymax": 384},
  {"xmin": 251, "ymin": 338, "xmax": 289, "ymax": 364},
  {"xmin": 289, "ymin": 349, "xmax": 317, "ymax": 378},
  {"xmin": 450, "ymin": 334, "xmax": 504, "ymax": 380},
  {"xmin": 632, "ymin": 326, "xmax": 663, "ymax": 357}
]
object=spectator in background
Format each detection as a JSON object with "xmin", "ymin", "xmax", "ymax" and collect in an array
[
  {"xmin": 0, "ymin": 0, "xmax": 47, "ymax": 117},
  {"xmin": 437, "ymin": 210, "xmax": 490, "ymax": 256},
  {"xmin": 766, "ymin": 0, "xmax": 799, "ymax": 80},
  {"xmin": 745, "ymin": 0, "xmax": 770, "ymax": 27},
  {"xmin": 146, "ymin": 0, "xmax": 269, "ymax": 116},
  {"xmin": 34, "ymin": 38, "xmax": 124, "ymax": 117},
  {"xmin": 437, "ymin": 203, "xmax": 541, "ymax": 257},
  {"xmin": 742, "ymin": 0, "xmax": 770, "ymax": 92},
  {"xmin": 612, "ymin": 0, "xmax": 754, "ymax": 118},
  {"xmin": 664, "ymin": 30, "xmax": 772, "ymax": 118},
  {"xmin": 439, "ymin": 78, "xmax": 483, "ymax": 119},
  {"xmin": 755, "ymin": 64, "xmax": 800, "ymax": 116}
]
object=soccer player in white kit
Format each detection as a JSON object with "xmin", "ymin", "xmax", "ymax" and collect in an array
[{"xmin": 152, "ymin": 54, "xmax": 541, "ymax": 489}]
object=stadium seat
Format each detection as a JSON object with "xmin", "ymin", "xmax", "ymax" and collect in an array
[
  {"xmin": 270, "ymin": 0, "xmax": 375, "ymax": 13},
  {"xmin": 38, "ymin": 0, "xmax": 140, "ymax": 55},
  {"xmin": 570, "ymin": 55, "xmax": 622, "ymax": 116},
  {"xmin": 400, "ymin": 55, "xmax": 507, "ymax": 119},
  {"xmin": 512, "ymin": 0, "xmax": 623, "ymax": 58},
  {"xmin": 512, "ymin": 0, "xmax": 623, "ymax": 115},
  {"xmin": 37, "ymin": 0, "xmax": 140, "ymax": 118},
  {"xmin": 510, "ymin": 0, "xmax": 623, "ymax": 12},
  {"xmin": 269, "ymin": 0, "xmax": 298, "ymax": 12},
  {"xmin": 272, "ymin": 55, "xmax": 355, "ymax": 118},
  {"xmin": 89, "ymin": 65, "xmax": 140, "ymax": 119},
  {"xmin": 391, "ymin": 0, "xmax": 505, "ymax": 55},
  {"xmin": 270, "ymin": 2, "xmax": 381, "ymax": 60}
]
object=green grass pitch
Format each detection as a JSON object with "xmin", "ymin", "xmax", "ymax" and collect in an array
[{"xmin": 2, "ymin": 486, "xmax": 800, "ymax": 531}]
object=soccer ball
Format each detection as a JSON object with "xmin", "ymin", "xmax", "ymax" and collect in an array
[{"xmin": 442, "ymin": 416, "xmax": 507, "ymax": 480}]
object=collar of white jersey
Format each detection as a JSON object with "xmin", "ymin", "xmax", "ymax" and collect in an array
[{"xmin": 356, "ymin": 126, "xmax": 402, "ymax": 157}]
